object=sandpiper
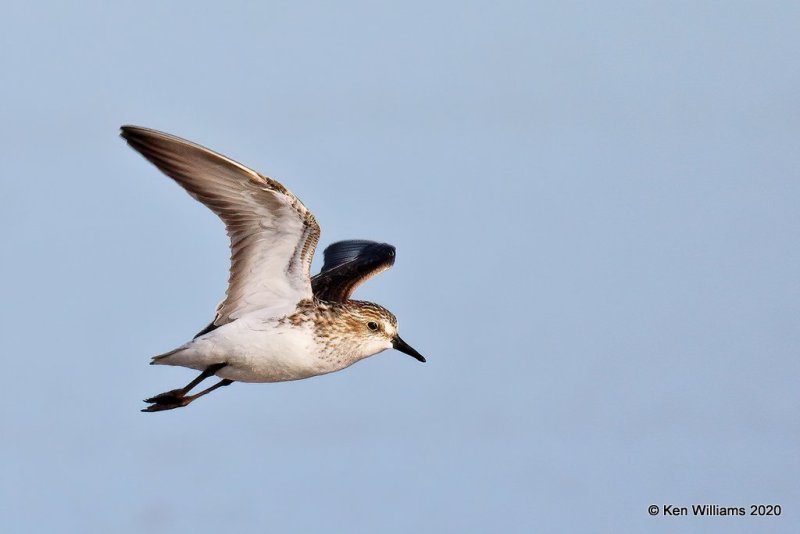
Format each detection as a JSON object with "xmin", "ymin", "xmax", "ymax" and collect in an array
[{"xmin": 120, "ymin": 126, "xmax": 425, "ymax": 412}]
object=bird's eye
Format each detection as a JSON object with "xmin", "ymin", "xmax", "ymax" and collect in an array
[{"xmin": 367, "ymin": 321, "xmax": 379, "ymax": 331}]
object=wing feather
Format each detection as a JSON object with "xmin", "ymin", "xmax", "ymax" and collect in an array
[
  {"xmin": 311, "ymin": 240, "xmax": 395, "ymax": 302},
  {"xmin": 121, "ymin": 126, "xmax": 320, "ymax": 326}
]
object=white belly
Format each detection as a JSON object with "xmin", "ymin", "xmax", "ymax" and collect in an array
[{"xmin": 160, "ymin": 316, "xmax": 349, "ymax": 383}]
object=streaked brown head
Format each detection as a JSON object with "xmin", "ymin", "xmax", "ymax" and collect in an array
[{"xmin": 324, "ymin": 300, "xmax": 426, "ymax": 363}]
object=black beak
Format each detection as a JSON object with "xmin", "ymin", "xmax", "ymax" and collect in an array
[{"xmin": 393, "ymin": 335, "xmax": 426, "ymax": 362}]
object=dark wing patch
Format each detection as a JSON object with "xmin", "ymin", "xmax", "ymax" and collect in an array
[
  {"xmin": 312, "ymin": 240, "xmax": 396, "ymax": 302},
  {"xmin": 194, "ymin": 320, "xmax": 219, "ymax": 339},
  {"xmin": 320, "ymin": 240, "xmax": 391, "ymax": 272}
]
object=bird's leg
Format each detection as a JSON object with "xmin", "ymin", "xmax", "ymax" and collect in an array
[
  {"xmin": 145, "ymin": 362, "xmax": 227, "ymax": 400},
  {"xmin": 142, "ymin": 363, "xmax": 228, "ymax": 412},
  {"xmin": 186, "ymin": 379, "xmax": 233, "ymax": 403},
  {"xmin": 142, "ymin": 379, "xmax": 233, "ymax": 412}
]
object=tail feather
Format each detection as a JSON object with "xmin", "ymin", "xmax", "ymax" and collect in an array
[
  {"xmin": 149, "ymin": 342, "xmax": 215, "ymax": 372},
  {"xmin": 150, "ymin": 347, "xmax": 182, "ymax": 365}
]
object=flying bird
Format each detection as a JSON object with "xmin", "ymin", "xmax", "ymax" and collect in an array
[{"xmin": 120, "ymin": 126, "xmax": 425, "ymax": 412}]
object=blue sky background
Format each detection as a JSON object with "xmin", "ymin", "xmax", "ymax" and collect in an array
[{"xmin": 1, "ymin": 2, "xmax": 798, "ymax": 532}]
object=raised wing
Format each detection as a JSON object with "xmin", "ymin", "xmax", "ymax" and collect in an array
[
  {"xmin": 311, "ymin": 240, "xmax": 395, "ymax": 302},
  {"xmin": 121, "ymin": 126, "xmax": 320, "ymax": 327}
]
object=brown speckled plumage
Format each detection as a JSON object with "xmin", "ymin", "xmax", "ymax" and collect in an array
[{"xmin": 281, "ymin": 299, "xmax": 396, "ymax": 336}]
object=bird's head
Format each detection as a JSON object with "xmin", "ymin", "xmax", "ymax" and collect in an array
[{"xmin": 344, "ymin": 302, "xmax": 426, "ymax": 363}]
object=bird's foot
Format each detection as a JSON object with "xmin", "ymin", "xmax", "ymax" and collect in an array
[
  {"xmin": 143, "ymin": 388, "xmax": 186, "ymax": 404},
  {"xmin": 142, "ymin": 389, "xmax": 192, "ymax": 412}
]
